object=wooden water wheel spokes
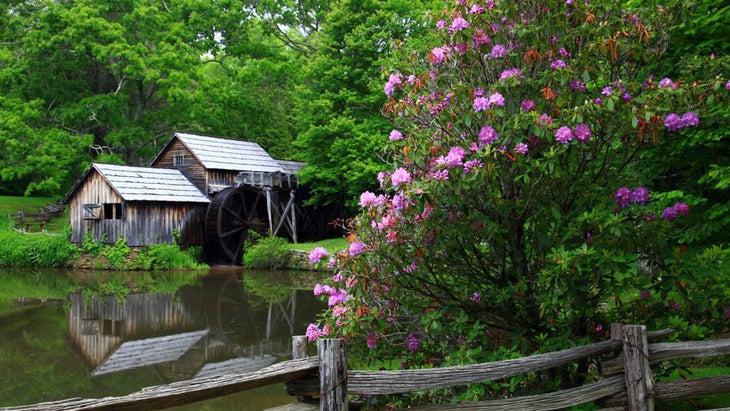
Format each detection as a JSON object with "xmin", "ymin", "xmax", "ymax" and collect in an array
[{"xmin": 205, "ymin": 187, "xmax": 251, "ymax": 264}]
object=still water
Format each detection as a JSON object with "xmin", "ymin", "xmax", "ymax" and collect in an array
[{"xmin": 0, "ymin": 267, "xmax": 326, "ymax": 410}]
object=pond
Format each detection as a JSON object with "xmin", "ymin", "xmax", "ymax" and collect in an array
[{"xmin": 0, "ymin": 267, "xmax": 326, "ymax": 410}]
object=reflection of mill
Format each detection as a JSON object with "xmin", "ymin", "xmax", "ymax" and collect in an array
[{"xmin": 66, "ymin": 273, "xmax": 312, "ymax": 382}]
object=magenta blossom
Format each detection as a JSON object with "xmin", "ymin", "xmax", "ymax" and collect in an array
[
  {"xmin": 366, "ymin": 333, "xmax": 378, "ymax": 349},
  {"xmin": 489, "ymin": 44, "xmax": 507, "ymax": 58},
  {"xmin": 389, "ymin": 129, "xmax": 404, "ymax": 141},
  {"xmin": 555, "ymin": 126, "xmax": 573, "ymax": 144},
  {"xmin": 384, "ymin": 73, "xmax": 403, "ymax": 97},
  {"xmin": 664, "ymin": 113, "xmax": 683, "ymax": 132},
  {"xmin": 391, "ymin": 167, "xmax": 411, "ymax": 187},
  {"xmin": 514, "ymin": 142, "xmax": 528, "ymax": 154},
  {"xmin": 488, "ymin": 92, "xmax": 505, "ymax": 107},
  {"xmin": 309, "ymin": 247, "xmax": 329, "ymax": 263},
  {"xmin": 662, "ymin": 206, "xmax": 678, "ymax": 221},
  {"xmin": 407, "ymin": 334, "xmax": 421, "ymax": 352},
  {"xmin": 521, "ymin": 99, "xmax": 536, "ymax": 112},
  {"xmin": 473, "ymin": 96, "xmax": 489, "ymax": 112},
  {"xmin": 573, "ymin": 124, "xmax": 592, "ymax": 143},
  {"xmin": 681, "ymin": 112, "xmax": 699, "ymax": 128},
  {"xmin": 359, "ymin": 191, "xmax": 378, "ymax": 207},
  {"xmin": 615, "ymin": 186, "xmax": 633, "ymax": 208},
  {"xmin": 349, "ymin": 241, "xmax": 367, "ymax": 256},
  {"xmin": 550, "ymin": 59, "xmax": 566, "ymax": 70},
  {"xmin": 450, "ymin": 17, "xmax": 470, "ymax": 32},
  {"xmin": 479, "ymin": 125, "xmax": 499, "ymax": 145},
  {"xmin": 658, "ymin": 77, "xmax": 675, "ymax": 89},
  {"xmin": 632, "ymin": 186, "xmax": 650, "ymax": 205},
  {"xmin": 437, "ymin": 146, "xmax": 466, "ymax": 168},
  {"xmin": 673, "ymin": 202, "xmax": 690, "ymax": 215}
]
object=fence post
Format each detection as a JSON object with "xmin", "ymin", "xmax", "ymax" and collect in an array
[
  {"xmin": 292, "ymin": 335, "xmax": 309, "ymax": 360},
  {"xmin": 318, "ymin": 338, "xmax": 348, "ymax": 411},
  {"xmin": 622, "ymin": 324, "xmax": 654, "ymax": 411}
]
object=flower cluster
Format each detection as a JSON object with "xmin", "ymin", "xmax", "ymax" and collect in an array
[
  {"xmin": 615, "ymin": 186, "xmax": 650, "ymax": 208},
  {"xmin": 661, "ymin": 202, "xmax": 690, "ymax": 222},
  {"xmin": 308, "ymin": 247, "xmax": 329, "ymax": 263},
  {"xmin": 664, "ymin": 112, "xmax": 699, "ymax": 132},
  {"xmin": 555, "ymin": 124, "xmax": 591, "ymax": 144}
]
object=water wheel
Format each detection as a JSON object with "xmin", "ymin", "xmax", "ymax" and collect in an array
[{"xmin": 204, "ymin": 186, "xmax": 262, "ymax": 264}]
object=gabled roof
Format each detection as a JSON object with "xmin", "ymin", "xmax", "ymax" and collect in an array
[
  {"xmin": 92, "ymin": 330, "xmax": 209, "ymax": 376},
  {"xmin": 67, "ymin": 163, "xmax": 210, "ymax": 203},
  {"xmin": 155, "ymin": 132, "xmax": 285, "ymax": 174}
]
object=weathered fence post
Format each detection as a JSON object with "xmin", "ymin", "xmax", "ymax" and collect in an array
[
  {"xmin": 318, "ymin": 338, "xmax": 348, "ymax": 411},
  {"xmin": 292, "ymin": 335, "xmax": 309, "ymax": 360},
  {"xmin": 622, "ymin": 324, "xmax": 654, "ymax": 411}
]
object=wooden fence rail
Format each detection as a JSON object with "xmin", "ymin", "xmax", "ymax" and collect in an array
[{"xmin": 4, "ymin": 324, "xmax": 729, "ymax": 411}]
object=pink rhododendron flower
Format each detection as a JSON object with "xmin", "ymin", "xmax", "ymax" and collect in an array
[
  {"xmin": 632, "ymin": 186, "xmax": 650, "ymax": 204},
  {"xmin": 309, "ymin": 247, "xmax": 329, "ymax": 263},
  {"xmin": 615, "ymin": 186, "xmax": 633, "ymax": 208},
  {"xmin": 681, "ymin": 112, "xmax": 699, "ymax": 128},
  {"xmin": 366, "ymin": 333, "xmax": 378, "ymax": 349},
  {"xmin": 349, "ymin": 241, "xmax": 367, "ymax": 256},
  {"xmin": 514, "ymin": 143, "xmax": 528, "ymax": 154},
  {"xmin": 488, "ymin": 92, "xmax": 505, "ymax": 107},
  {"xmin": 359, "ymin": 191, "xmax": 378, "ymax": 207},
  {"xmin": 521, "ymin": 100, "xmax": 535, "ymax": 112},
  {"xmin": 391, "ymin": 167, "xmax": 411, "ymax": 186},
  {"xmin": 573, "ymin": 124, "xmax": 592, "ymax": 143},
  {"xmin": 464, "ymin": 159, "xmax": 483, "ymax": 174},
  {"xmin": 550, "ymin": 59, "xmax": 566, "ymax": 70},
  {"xmin": 450, "ymin": 17, "xmax": 470, "ymax": 32},
  {"xmin": 555, "ymin": 126, "xmax": 573, "ymax": 143},
  {"xmin": 489, "ymin": 44, "xmax": 507, "ymax": 58},
  {"xmin": 384, "ymin": 73, "xmax": 403, "ymax": 97},
  {"xmin": 479, "ymin": 125, "xmax": 499, "ymax": 145},
  {"xmin": 389, "ymin": 129, "xmax": 404, "ymax": 141},
  {"xmin": 537, "ymin": 113, "xmax": 552, "ymax": 128},
  {"xmin": 473, "ymin": 96, "xmax": 489, "ymax": 112},
  {"xmin": 407, "ymin": 334, "xmax": 421, "ymax": 352},
  {"xmin": 437, "ymin": 146, "xmax": 466, "ymax": 168},
  {"xmin": 658, "ymin": 77, "xmax": 675, "ymax": 89},
  {"xmin": 430, "ymin": 46, "xmax": 449, "ymax": 65},
  {"xmin": 664, "ymin": 113, "xmax": 682, "ymax": 132},
  {"xmin": 673, "ymin": 202, "xmax": 690, "ymax": 215}
]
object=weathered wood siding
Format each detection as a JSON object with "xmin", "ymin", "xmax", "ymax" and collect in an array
[
  {"xmin": 208, "ymin": 169, "xmax": 240, "ymax": 190},
  {"xmin": 151, "ymin": 139, "xmax": 208, "ymax": 194},
  {"xmin": 67, "ymin": 169, "xmax": 207, "ymax": 246},
  {"xmin": 124, "ymin": 202, "xmax": 207, "ymax": 246},
  {"xmin": 67, "ymin": 170, "xmax": 124, "ymax": 244},
  {"xmin": 67, "ymin": 292, "xmax": 198, "ymax": 370}
]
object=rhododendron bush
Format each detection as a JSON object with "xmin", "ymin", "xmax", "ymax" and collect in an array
[{"xmin": 309, "ymin": 0, "xmax": 728, "ymax": 403}]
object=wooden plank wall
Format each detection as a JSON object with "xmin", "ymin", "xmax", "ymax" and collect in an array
[
  {"xmin": 67, "ymin": 292, "xmax": 199, "ymax": 371},
  {"xmin": 67, "ymin": 170, "xmax": 124, "ymax": 244},
  {"xmin": 124, "ymin": 202, "xmax": 207, "ymax": 246},
  {"xmin": 151, "ymin": 139, "xmax": 208, "ymax": 195}
]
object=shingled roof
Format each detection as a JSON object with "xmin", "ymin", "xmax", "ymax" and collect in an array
[
  {"xmin": 162, "ymin": 132, "xmax": 285, "ymax": 174},
  {"xmin": 75, "ymin": 163, "xmax": 210, "ymax": 203}
]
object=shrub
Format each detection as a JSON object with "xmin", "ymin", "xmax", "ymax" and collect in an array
[{"xmin": 242, "ymin": 235, "xmax": 290, "ymax": 270}]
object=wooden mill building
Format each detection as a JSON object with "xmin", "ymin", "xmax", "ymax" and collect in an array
[
  {"xmin": 65, "ymin": 132, "xmax": 307, "ymax": 264},
  {"xmin": 64, "ymin": 163, "xmax": 210, "ymax": 247}
]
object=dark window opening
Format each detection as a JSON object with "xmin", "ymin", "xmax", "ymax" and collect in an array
[
  {"xmin": 103, "ymin": 203, "xmax": 123, "ymax": 220},
  {"xmin": 174, "ymin": 155, "xmax": 185, "ymax": 167}
]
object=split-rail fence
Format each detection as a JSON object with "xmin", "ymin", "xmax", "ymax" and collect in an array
[{"xmin": 5, "ymin": 324, "xmax": 730, "ymax": 411}]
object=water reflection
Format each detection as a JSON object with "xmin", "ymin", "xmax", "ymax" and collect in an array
[{"xmin": 0, "ymin": 267, "xmax": 325, "ymax": 408}]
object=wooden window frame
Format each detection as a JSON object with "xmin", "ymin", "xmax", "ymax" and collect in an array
[
  {"xmin": 174, "ymin": 155, "xmax": 185, "ymax": 167},
  {"xmin": 102, "ymin": 203, "xmax": 123, "ymax": 220}
]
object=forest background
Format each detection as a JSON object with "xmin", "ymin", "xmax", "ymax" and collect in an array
[
  {"xmin": 2, "ymin": 0, "xmax": 730, "ymax": 407},
  {"xmin": 0, "ymin": 0, "xmax": 727, "ymax": 215}
]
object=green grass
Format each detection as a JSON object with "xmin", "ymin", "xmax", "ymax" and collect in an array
[
  {"xmin": 1, "ymin": 195, "xmax": 68, "ymax": 233},
  {"xmin": 654, "ymin": 365, "xmax": 730, "ymax": 410},
  {"xmin": 286, "ymin": 237, "xmax": 349, "ymax": 254}
]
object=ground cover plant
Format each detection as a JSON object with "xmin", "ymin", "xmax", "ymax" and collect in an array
[{"xmin": 307, "ymin": 0, "xmax": 729, "ymax": 407}]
